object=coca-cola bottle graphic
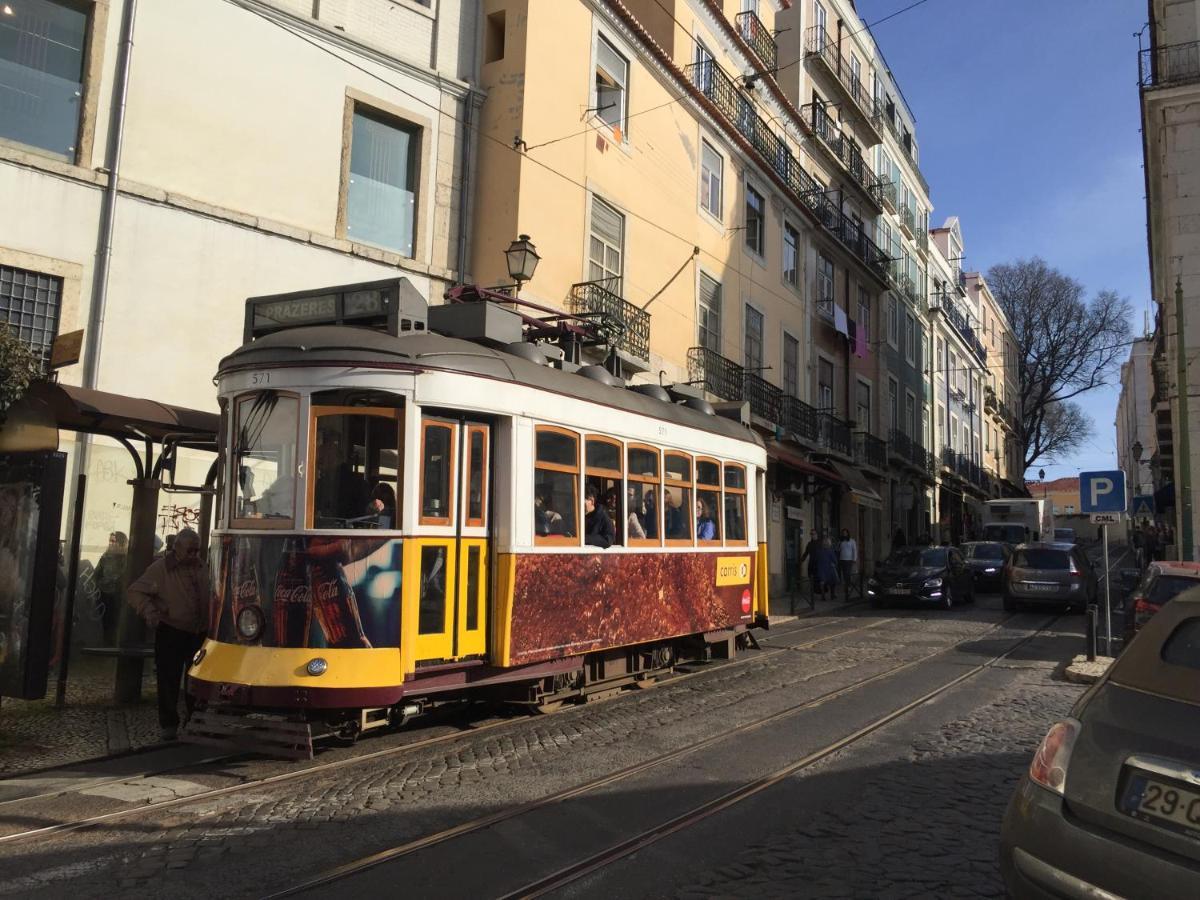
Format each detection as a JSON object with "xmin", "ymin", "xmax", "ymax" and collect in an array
[
  {"xmin": 273, "ymin": 538, "xmax": 313, "ymax": 647},
  {"xmin": 230, "ymin": 536, "xmax": 260, "ymax": 638},
  {"xmin": 211, "ymin": 537, "xmax": 234, "ymax": 639},
  {"xmin": 307, "ymin": 539, "xmax": 372, "ymax": 649}
]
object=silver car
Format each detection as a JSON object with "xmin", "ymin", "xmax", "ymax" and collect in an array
[
  {"xmin": 1003, "ymin": 542, "xmax": 1096, "ymax": 613},
  {"xmin": 1000, "ymin": 589, "xmax": 1200, "ymax": 897}
]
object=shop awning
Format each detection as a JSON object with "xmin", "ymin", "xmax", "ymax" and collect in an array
[
  {"xmin": 825, "ymin": 459, "xmax": 883, "ymax": 509},
  {"xmin": 765, "ymin": 441, "xmax": 844, "ymax": 484}
]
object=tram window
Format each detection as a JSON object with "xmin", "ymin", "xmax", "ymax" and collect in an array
[
  {"xmin": 233, "ymin": 392, "xmax": 298, "ymax": 524},
  {"xmin": 627, "ymin": 444, "xmax": 660, "ymax": 545},
  {"xmin": 535, "ymin": 427, "xmax": 579, "ymax": 544},
  {"xmin": 418, "ymin": 544, "xmax": 448, "ymax": 634},
  {"xmin": 696, "ymin": 457, "xmax": 722, "ymax": 544},
  {"xmin": 465, "ymin": 545, "xmax": 481, "ymax": 631},
  {"xmin": 724, "ymin": 463, "xmax": 748, "ymax": 544},
  {"xmin": 464, "ymin": 425, "xmax": 488, "ymax": 527},
  {"xmin": 586, "ymin": 437, "xmax": 623, "ymax": 545},
  {"xmin": 421, "ymin": 420, "xmax": 455, "ymax": 525},
  {"xmin": 311, "ymin": 408, "xmax": 401, "ymax": 529},
  {"xmin": 664, "ymin": 452, "xmax": 693, "ymax": 544}
]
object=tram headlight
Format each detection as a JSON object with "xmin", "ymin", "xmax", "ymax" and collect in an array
[
  {"xmin": 306, "ymin": 657, "xmax": 328, "ymax": 677},
  {"xmin": 236, "ymin": 604, "xmax": 264, "ymax": 640},
  {"xmin": 191, "ymin": 647, "xmax": 207, "ymax": 667}
]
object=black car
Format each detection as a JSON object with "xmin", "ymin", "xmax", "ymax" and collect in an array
[
  {"xmin": 960, "ymin": 541, "xmax": 1011, "ymax": 591},
  {"xmin": 867, "ymin": 546, "xmax": 974, "ymax": 609}
]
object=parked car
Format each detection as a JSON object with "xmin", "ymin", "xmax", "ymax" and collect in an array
[
  {"xmin": 1053, "ymin": 527, "xmax": 1077, "ymax": 545},
  {"xmin": 1000, "ymin": 590, "xmax": 1200, "ymax": 898},
  {"xmin": 1123, "ymin": 561, "xmax": 1200, "ymax": 645},
  {"xmin": 867, "ymin": 546, "xmax": 974, "ymax": 610},
  {"xmin": 1003, "ymin": 542, "xmax": 1096, "ymax": 613},
  {"xmin": 959, "ymin": 541, "xmax": 1011, "ymax": 592}
]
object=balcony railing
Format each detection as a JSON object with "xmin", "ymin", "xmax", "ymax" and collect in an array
[
  {"xmin": 687, "ymin": 345, "xmax": 784, "ymax": 423},
  {"xmin": 801, "ymin": 103, "xmax": 884, "ymax": 207},
  {"xmin": 899, "ymin": 204, "xmax": 916, "ymax": 237},
  {"xmin": 1140, "ymin": 39, "xmax": 1200, "ymax": 89},
  {"xmin": 889, "ymin": 427, "xmax": 913, "ymax": 462},
  {"xmin": 736, "ymin": 10, "xmax": 777, "ymax": 73},
  {"xmin": 784, "ymin": 394, "xmax": 821, "ymax": 444},
  {"xmin": 878, "ymin": 178, "xmax": 897, "ymax": 212},
  {"xmin": 818, "ymin": 411, "xmax": 852, "ymax": 457},
  {"xmin": 686, "ymin": 60, "xmax": 890, "ymax": 284},
  {"xmin": 854, "ymin": 431, "xmax": 887, "ymax": 470},
  {"xmin": 568, "ymin": 279, "xmax": 650, "ymax": 363},
  {"xmin": 743, "ymin": 370, "xmax": 784, "ymax": 422},
  {"xmin": 916, "ymin": 228, "xmax": 929, "ymax": 254},
  {"xmin": 803, "ymin": 26, "xmax": 882, "ymax": 142}
]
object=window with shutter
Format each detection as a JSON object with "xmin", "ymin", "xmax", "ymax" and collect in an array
[
  {"xmin": 698, "ymin": 274, "xmax": 722, "ymax": 352},
  {"xmin": 588, "ymin": 197, "xmax": 624, "ymax": 292}
]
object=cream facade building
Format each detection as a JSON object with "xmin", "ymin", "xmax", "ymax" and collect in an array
[
  {"xmin": 1, "ymin": 0, "xmax": 481, "ymax": 579},
  {"xmin": 1116, "ymin": 336, "xmax": 1157, "ymax": 518}
]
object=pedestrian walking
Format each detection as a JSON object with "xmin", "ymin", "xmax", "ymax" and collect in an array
[
  {"xmin": 126, "ymin": 528, "xmax": 209, "ymax": 741},
  {"xmin": 837, "ymin": 528, "xmax": 858, "ymax": 602},
  {"xmin": 814, "ymin": 536, "xmax": 839, "ymax": 604},
  {"xmin": 799, "ymin": 530, "xmax": 823, "ymax": 607}
]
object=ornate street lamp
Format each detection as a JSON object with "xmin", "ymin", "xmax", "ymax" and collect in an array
[{"xmin": 504, "ymin": 234, "xmax": 540, "ymax": 296}]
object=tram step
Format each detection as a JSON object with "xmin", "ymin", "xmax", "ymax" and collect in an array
[{"xmin": 184, "ymin": 709, "xmax": 315, "ymax": 760}]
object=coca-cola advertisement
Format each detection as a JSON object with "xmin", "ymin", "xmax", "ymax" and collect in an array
[{"xmin": 211, "ymin": 535, "xmax": 402, "ymax": 648}]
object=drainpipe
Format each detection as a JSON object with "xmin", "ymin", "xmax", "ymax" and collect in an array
[
  {"xmin": 81, "ymin": 0, "xmax": 138, "ymax": 391},
  {"xmin": 453, "ymin": 3, "xmax": 481, "ymax": 285},
  {"xmin": 1175, "ymin": 276, "xmax": 1194, "ymax": 559}
]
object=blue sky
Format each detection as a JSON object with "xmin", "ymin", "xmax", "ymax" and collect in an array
[{"xmin": 859, "ymin": 0, "xmax": 1150, "ymax": 482}]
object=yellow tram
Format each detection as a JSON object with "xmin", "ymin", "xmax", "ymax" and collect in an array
[{"xmin": 187, "ymin": 279, "xmax": 769, "ymax": 754}]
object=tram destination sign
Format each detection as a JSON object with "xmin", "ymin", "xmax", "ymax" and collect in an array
[{"xmin": 243, "ymin": 277, "xmax": 428, "ymax": 341}]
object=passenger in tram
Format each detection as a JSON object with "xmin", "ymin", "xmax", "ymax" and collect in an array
[
  {"xmin": 626, "ymin": 486, "xmax": 647, "ymax": 540},
  {"xmin": 696, "ymin": 498, "xmax": 717, "ymax": 541},
  {"xmin": 535, "ymin": 491, "xmax": 564, "ymax": 536},
  {"xmin": 314, "ymin": 430, "xmax": 371, "ymax": 524},
  {"xmin": 643, "ymin": 487, "xmax": 658, "ymax": 539},
  {"xmin": 584, "ymin": 486, "xmax": 615, "ymax": 548},
  {"xmin": 663, "ymin": 489, "xmax": 685, "ymax": 540},
  {"xmin": 369, "ymin": 481, "xmax": 396, "ymax": 528}
]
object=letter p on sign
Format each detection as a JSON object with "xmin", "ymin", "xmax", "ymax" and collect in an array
[
  {"xmin": 1080, "ymin": 470, "xmax": 1126, "ymax": 514},
  {"xmin": 1091, "ymin": 478, "xmax": 1113, "ymax": 508}
]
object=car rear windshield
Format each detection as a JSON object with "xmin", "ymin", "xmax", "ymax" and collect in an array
[
  {"xmin": 890, "ymin": 548, "xmax": 947, "ymax": 567},
  {"xmin": 964, "ymin": 543, "xmax": 1005, "ymax": 560},
  {"xmin": 1150, "ymin": 575, "xmax": 1200, "ymax": 606},
  {"xmin": 1054, "ymin": 529, "xmax": 1075, "ymax": 541},
  {"xmin": 984, "ymin": 525, "xmax": 1025, "ymax": 542},
  {"xmin": 1162, "ymin": 618, "xmax": 1200, "ymax": 671},
  {"xmin": 1013, "ymin": 549, "xmax": 1069, "ymax": 570}
]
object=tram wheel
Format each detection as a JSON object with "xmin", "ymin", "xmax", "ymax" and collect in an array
[{"xmin": 534, "ymin": 699, "xmax": 568, "ymax": 714}]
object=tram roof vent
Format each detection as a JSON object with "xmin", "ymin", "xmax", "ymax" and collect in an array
[
  {"xmin": 577, "ymin": 365, "xmax": 624, "ymax": 388},
  {"xmin": 629, "ymin": 384, "xmax": 672, "ymax": 403},
  {"xmin": 502, "ymin": 342, "xmax": 551, "ymax": 366},
  {"xmin": 683, "ymin": 397, "xmax": 715, "ymax": 416},
  {"xmin": 665, "ymin": 383, "xmax": 704, "ymax": 402},
  {"xmin": 428, "ymin": 301, "xmax": 524, "ymax": 347}
]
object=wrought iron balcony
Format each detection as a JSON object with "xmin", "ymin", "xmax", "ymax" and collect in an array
[
  {"xmin": 916, "ymin": 228, "xmax": 928, "ymax": 255},
  {"xmin": 818, "ymin": 411, "xmax": 852, "ymax": 457},
  {"xmin": 1140, "ymin": 39, "xmax": 1200, "ymax": 89},
  {"xmin": 803, "ymin": 25, "xmax": 882, "ymax": 144},
  {"xmin": 899, "ymin": 204, "xmax": 916, "ymax": 237},
  {"xmin": 816, "ymin": 296, "xmax": 835, "ymax": 321},
  {"xmin": 889, "ymin": 427, "xmax": 913, "ymax": 462},
  {"xmin": 684, "ymin": 59, "xmax": 890, "ymax": 286},
  {"xmin": 879, "ymin": 178, "xmax": 897, "ymax": 213},
  {"xmin": 800, "ymin": 102, "xmax": 884, "ymax": 208},
  {"xmin": 568, "ymin": 279, "xmax": 650, "ymax": 363},
  {"xmin": 736, "ymin": 10, "xmax": 777, "ymax": 73},
  {"xmin": 784, "ymin": 394, "xmax": 821, "ymax": 444},
  {"xmin": 687, "ymin": 345, "xmax": 782, "ymax": 423},
  {"xmin": 854, "ymin": 431, "xmax": 887, "ymax": 471},
  {"xmin": 743, "ymin": 370, "xmax": 784, "ymax": 422}
]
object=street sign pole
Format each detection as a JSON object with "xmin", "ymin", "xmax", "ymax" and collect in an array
[{"xmin": 1102, "ymin": 523, "xmax": 1111, "ymax": 656}]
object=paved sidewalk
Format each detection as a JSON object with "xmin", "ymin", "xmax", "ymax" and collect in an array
[{"xmin": 0, "ymin": 654, "xmax": 164, "ymax": 777}]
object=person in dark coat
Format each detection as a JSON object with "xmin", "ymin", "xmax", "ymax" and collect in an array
[
  {"xmin": 799, "ymin": 530, "xmax": 823, "ymax": 593},
  {"xmin": 584, "ymin": 486, "xmax": 614, "ymax": 548},
  {"xmin": 814, "ymin": 536, "xmax": 840, "ymax": 603}
]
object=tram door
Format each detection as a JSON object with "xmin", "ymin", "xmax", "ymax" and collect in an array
[{"xmin": 414, "ymin": 417, "xmax": 490, "ymax": 663}]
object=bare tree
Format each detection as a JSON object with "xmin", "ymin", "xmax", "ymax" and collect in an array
[{"xmin": 986, "ymin": 258, "xmax": 1131, "ymax": 472}]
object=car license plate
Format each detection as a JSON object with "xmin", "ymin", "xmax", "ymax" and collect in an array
[
  {"xmin": 888, "ymin": 587, "xmax": 911, "ymax": 595},
  {"xmin": 1121, "ymin": 772, "xmax": 1200, "ymax": 838},
  {"xmin": 1025, "ymin": 583, "xmax": 1059, "ymax": 593}
]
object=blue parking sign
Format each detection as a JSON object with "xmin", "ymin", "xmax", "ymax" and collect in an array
[{"xmin": 1080, "ymin": 470, "xmax": 1126, "ymax": 514}]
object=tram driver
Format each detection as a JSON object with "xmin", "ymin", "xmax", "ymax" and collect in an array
[{"xmin": 314, "ymin": 429, "xmax": 376, "ymax": 526}]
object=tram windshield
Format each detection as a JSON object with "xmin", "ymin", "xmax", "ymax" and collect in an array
[
  {"xmin": 234, "ymin": 392, "xmax": 298, "ymax": 521},
  {"xmin": 312, "ymin": 392, "xmax": 403, "ymax": 529}
]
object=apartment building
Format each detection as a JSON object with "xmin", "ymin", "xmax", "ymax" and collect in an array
[
  {"xmin": 1140, "ymin": 0, "xmax": 1200, "ymax": 558},
  {"xmin": 967, "ymin": 271, "xmax": 1023, "ymax": 497},
  {"xmin": 1115, "ymin": 336, "xmax": 1157, "ymax": 518},
  {"xmin": 1, "ymin": 0, "xmax": 480, "ymax": 562}
]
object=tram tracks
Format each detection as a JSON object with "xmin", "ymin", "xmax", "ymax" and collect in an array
[
  {"xmin": 263, "ymin": 609, "xmax": 1056, "ymax": 897},
  {"xmin": 0, "ymin": 611, "xmax": 873, "ymax": 845}
]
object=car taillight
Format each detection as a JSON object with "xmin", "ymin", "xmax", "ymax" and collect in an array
[
  {"xmin": 1028, "ymin": 719, "xmax": 1081, "ymax": 796},
  {"xmin": 1068, "ymin": 558, "xmax": 1080, "ymax": 576},
  {"xmin": 1133, "ymin": 596, "xmax": 1162, "ymax": 629}
]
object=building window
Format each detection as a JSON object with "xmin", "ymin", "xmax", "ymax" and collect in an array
[
  {"xmin": 0, "ymin": 265, "xmax": 62, "ymax": 370},
  {"xmin": 887, "ymin": 377, "xmax": 898, "ymax": 433},
  {"xmin": 484, "ymin": 10, "xmax": 506, "ymax": 63},
  {"xmin": 816, "ymin": 253, "xmax": 834, "ymax": 315},
  {"xmin": 818, "ymin": 357, "xmax": 834, "ymax": 411},
  {"xmin": 783, "ymin": 332, "xmax": 799, "ymax": 397},
  {"xmin": 904, "ymin": 313, "xmax": 915, "ymax": 364},
  {"xmin": 857, "ymin": 287, "xmax": 870, "ymax": 346},
  {"xmin": 700, "ymin": 140, "xmax": 723, "ymax": 218},
  {"xmin": 0, "ymin": 0, "xmax": 88, "ymax": 160},
  {"xmin": 856, "ymin": 380, "xmax": 871, "ymax": 429},
  {"xmin": 783, "ymin": 222, "xmax": 800, "ymax": 286},
  {"xmin": 887, "ymin": 295, "xmax": 899, "ymax": 346},
  {"xmin": 744, "ymin": 304, "xmax": 764, "ymax": 372},
  {"xmin": 346, "ymin": 107, "xmax": 418, "ymax": 256},
  {"xmin": 595, "ymin": 35, "xmax": 628, "ymax": 133},
  {"xmin": 745, "ymin": 185, "xmax": 765, "ymax": 255},
  {"xmin": 905, "ymin": 392, "xmax": 916, "ymax": 438},
  {"xmin": 588, "ymin": 196, "xmax": 624, "ymax": 291},
  {"xmin": 698, "ymin": 273, "xmax": 721, "ymax": 352}
]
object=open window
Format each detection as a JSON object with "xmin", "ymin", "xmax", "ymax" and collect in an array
[
  {"xmin": 627, "ymin": 444, "xmax": 660, "ymax": 546},
  {"xmin": 232, "ymin": 391, "xmax": 299, "ymax": 528},
  {"xmin": 309, "ymin": 392, "xmax": 403, "ymax": 530},
  {"xmin": 585, "ymin": 436, "xmax": 624, "ymax": 544},
  {"xmin": 664, "ymin": 451, "xmax": 693, "ymax": 545},
  {"xmin": 534, "ymin": 426, "xmax": 579, "ymax": 544},
  {"xmin": 696, "ymin": 457, "xmax": 723, "ymax": 546},
  {"xmin": 724, "ymin": 463, "xmax": 748, "ymax": 545}
]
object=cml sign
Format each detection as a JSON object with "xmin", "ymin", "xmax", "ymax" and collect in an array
[{"xmin": 1079, "ymin": 470, "xmax": 1127, "ymax": 514}]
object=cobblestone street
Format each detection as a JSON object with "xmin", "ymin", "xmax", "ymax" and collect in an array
[{"xmin": 0, "ymin": 596, "xmax": 1088, "ymax": 898}]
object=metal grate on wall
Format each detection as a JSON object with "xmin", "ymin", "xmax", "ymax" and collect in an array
[{"xmin": 0, "ymin": 265, "xmax": 63, "ymax": 371}]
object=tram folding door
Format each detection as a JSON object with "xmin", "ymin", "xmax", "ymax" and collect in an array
[{"xmin": 413, "ymin": 418, "xmax": 489, "ymax": 664}]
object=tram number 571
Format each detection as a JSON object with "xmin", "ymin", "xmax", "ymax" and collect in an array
[{"xmin": 251, "ymin": 371, "xmax": 271, "ymax": 385}]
